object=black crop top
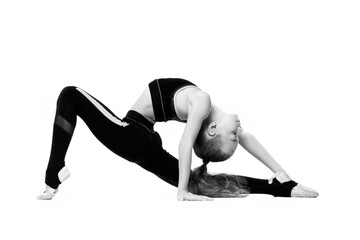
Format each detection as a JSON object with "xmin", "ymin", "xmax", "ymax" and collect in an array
[{"xmin": 148, "ymin": 78, "xmax": 197, "ymax": 122}]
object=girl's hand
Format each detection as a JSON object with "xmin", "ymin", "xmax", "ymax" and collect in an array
[
  {"xmin": 177, "ymin": 191, "xmax": 213, "ymax": 201},
  {"xmin": 268, "ymin": 171, "xmax": 292, "ymax": 184}
]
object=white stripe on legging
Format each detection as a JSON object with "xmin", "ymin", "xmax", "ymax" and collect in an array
[{"xmin": 76, "ymin": 88, "xmax": 129, "ymax": 127}]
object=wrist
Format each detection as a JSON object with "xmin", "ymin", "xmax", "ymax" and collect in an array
[
  {"xmin": 177, "ymin": 189, "xmax": 188, "ymax": 195},
  {"xmin": 272, "ymin": 166, "xmax": 285, "ymax": 173},
  {"xmin": 268, "ymin": 171, "xmax": 291, "ymax": 184}
]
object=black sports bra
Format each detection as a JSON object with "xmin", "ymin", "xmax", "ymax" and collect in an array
[{"xmin": 148, "ymin": 78, "xmax": 197, "ymax": 122}]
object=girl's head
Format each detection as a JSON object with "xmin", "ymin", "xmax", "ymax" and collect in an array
[
  {"xmin": 191, "ymin": 106, "xmax": 248, "ymax": 198},
  {"xmin": 193, "ymin": 106, "xmax": 242, "ymax": 163}
]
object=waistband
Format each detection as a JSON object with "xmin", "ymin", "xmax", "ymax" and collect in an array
[{"xmin": 124, "ymin": 110, "xmax": 155, "ymax": 133}]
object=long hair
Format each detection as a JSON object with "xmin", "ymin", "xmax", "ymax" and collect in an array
[{"xmin": 188, "ymin": 162, "xmax": 249, "ymax": 198}]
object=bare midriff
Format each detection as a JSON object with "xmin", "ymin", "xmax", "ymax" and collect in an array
[{"xmin": 130, "ymin": 87, "xmax": 156, "ymax": 123}]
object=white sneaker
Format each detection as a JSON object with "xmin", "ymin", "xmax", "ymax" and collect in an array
[
  {"xmin": 291, "ymin": 184, "xmax": 319, "ymax": 198},
  {"xmin": 37, "ymin": 185, "xmax": 58, "ymax": 200}
]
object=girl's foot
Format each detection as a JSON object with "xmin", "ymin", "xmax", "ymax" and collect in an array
[
  {"xmin": 37, "ymin": 166, "xmax": 71, "ymax": 200},
  {"xmin": 37, "ymin": 185, "xmax": 58, "ymax": 200},
  {"xmin": 291, "ymin": 184, "xmax": 319, "ymax": 198}
]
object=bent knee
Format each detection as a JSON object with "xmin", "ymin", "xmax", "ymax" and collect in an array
[
  {"xmin": 60, "ymin": 86, "xmax": 77, "ymax": 95},
  {"xmin": 56, "ymin": 86, "xmax": 79, "ymax": 108},
  {"xmin": 58, "ymin": 86, "xmax": 78, "ymax": 99}
]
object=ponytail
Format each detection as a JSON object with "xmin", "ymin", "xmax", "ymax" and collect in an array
[{"xmin": 188, "ymin": 161, "xmax": 249, "ymax": 198}]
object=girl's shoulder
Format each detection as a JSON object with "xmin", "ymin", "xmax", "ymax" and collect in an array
[{"xmin": 188, "ymin": 90, "xmax": 212, "ymax": 119}]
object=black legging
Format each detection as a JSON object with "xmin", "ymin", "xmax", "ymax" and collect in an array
[{"xmin": 44, "ymin": 86, "xmax": 297, "ymax": 197}]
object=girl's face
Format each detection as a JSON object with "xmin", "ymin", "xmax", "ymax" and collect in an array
[{"xmin": 216, "ymin": 113, "xmax": 243, "ymax": 156}]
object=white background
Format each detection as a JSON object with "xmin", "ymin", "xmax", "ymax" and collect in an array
[{"xmin": 1, "ymin": 0, "xmax": 359, "ymax": 239}]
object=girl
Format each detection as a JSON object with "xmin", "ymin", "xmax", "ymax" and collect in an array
[{"xmin": 38, "ymin": 78, "xmax": 318, "ymax": 200}]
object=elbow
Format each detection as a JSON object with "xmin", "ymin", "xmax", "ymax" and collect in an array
[
  {"xmin": 178, "ymin": 143, "xmax": 184, "ymax": 154},
  {"xmin": 178, "ymin": 141, "xmax": 192, "ymax": 154}
]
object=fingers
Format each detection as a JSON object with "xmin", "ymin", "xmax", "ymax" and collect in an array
[
  {"xmin": 177, "ymin": 193, "xmax": 214, "ymax": 201},
  {"xmin": 197, "ymin": 195, "xmax": 213, "ymax": 201}
]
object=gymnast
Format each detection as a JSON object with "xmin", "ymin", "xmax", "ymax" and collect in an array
[{"xmin": 38, "ymin": 78, "xmax": 318, "ymax": 200}]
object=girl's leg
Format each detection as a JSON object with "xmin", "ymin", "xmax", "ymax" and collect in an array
[
  {"xmin": 133, "ymin": 144, "xmax": 299, "ymax": 197},
  {"xmin": 136, "ymin": 143, "xmax": 179, "ymax": 187},
  {"xmin": 238, "ymin": 175, "xmax": 298, "ymax": 197},
  {"xmin": 41, "ymin": 86, "xmax": 130, "ymax": 192},
  {"xmin": 134, "ymin": 145, "xmax": 300, "ymax": 198}
]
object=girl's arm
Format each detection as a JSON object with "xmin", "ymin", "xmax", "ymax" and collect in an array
[
  {"xmin": 177, "ymin": 92, "xmax": 213, "ymax": 201},
  {"xmin": 237, "ymin": 131, "xmax": 291, "ymax": 182}
]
